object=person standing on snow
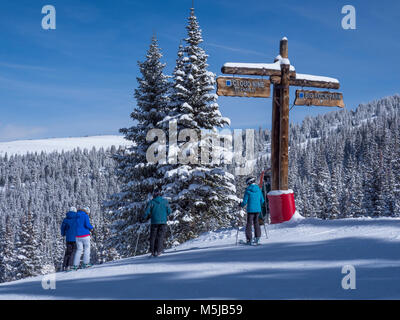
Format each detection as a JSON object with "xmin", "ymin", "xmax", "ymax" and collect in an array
[
  {"xmin": 72, "ymin": 206, "xmax": 94, "ymax": 270},
  {"xmin": 240, "ymin": 177, "xmax": 265, "ymax": 245},
  {"xmin": 60, "ymin": 207, "xmax": 78, "ymax": 272},
  {"xmin": 143, "ymin": 189, "xmax": 172, "ymax": 257},
  {"xmin": 260, "ymin": 170, "xmax": 271, "ymax": 225}
]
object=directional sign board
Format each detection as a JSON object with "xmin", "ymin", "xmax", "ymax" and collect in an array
[
  {"xmin": 294, "ymin": 90, "xmax": 344, "ymax": 108},
  {"xmin": 217, "ymin": 76, "xmax": 271, "ymax": 98}
]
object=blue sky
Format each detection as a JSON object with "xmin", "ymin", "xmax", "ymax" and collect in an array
[{"xmin": 0, "ymin": 0, "xmax": 399, "ymax": 141}]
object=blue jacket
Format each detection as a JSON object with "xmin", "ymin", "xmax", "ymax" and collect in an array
[
  {"xmin": 75, "ymin": 210, "xmax": 94, "ymax": 237},
  {"xmin": 61, "ymin": 211, "xmax": 77, "ymax": 242},
  {"xmin": 144, "ymin": 196, "xmax": 172, "ymax": 224},
  {"xmin": 240, "ymin": 184, "xmax": 265, "ymax": 213}
]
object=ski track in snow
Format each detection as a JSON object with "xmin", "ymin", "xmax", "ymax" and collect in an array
[{"xmin": 1, "ymin": 217, "xmax": 400, "ymax": 300}]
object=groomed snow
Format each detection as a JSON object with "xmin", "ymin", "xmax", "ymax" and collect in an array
[
  {"xmin": 0, "ymin": 135, "xmax": 130, "ymax": 156},
  {"xmin": 1, "ymin": 217, "xmax": 400, "ymax": 300}
]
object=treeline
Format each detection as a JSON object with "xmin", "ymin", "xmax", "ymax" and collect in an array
[
  {"xmin": 0, "ymin": 147, "xmax": 120, "ymax": 283},
  {"xmin": 289, "ymin": 94, "xmax": 400, "ymax": 219}
]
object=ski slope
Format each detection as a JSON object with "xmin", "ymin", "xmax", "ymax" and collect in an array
[
  {"xmin": 1, "ymin": 216, "xmax": 400, "ymax": 300},
  {"xmin": 0, "ymin": 135, "xmax": 130, "ymax": 156}
]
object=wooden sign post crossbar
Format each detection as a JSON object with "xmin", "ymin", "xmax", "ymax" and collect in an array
[{"xmin": 218, "ymin": 37, "xmax": 344, "ymax": 223}]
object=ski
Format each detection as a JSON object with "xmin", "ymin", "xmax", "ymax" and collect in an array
[{"xmin": 238, "ymin": 240, "xmax": 262, "ymax": 246}]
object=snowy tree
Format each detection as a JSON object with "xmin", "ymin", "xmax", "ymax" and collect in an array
[
  {"xmin": 311, "ymin": 144, "xmax": 331, "ymax": 219},
  {"xmin": 182, "ymin": 8, "xmax": 229, "ymax": 130},
  {"xmin": 15, "ymin": 206, "xmax": 43, "ymax": 278},
  {"xmin": 0, "ymin": 217, "xmax": 16, "ymax": 283},
  {"xmin": 327, "ymin": 168, "xmax": 340, "ymax": 219},
  {"xmin": 105, "ymin": 36, "xmax": 170, "ymax": 257},
  {"xmin": 156, "ymin": 7, "xmax": 239, "ymax": 245}
]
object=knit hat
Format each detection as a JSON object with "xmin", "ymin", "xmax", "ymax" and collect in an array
[
  {"xmin": 83, "ymin": 206, "xmax": 91, "ymax": 214},
  {"xmin": 246, "ymin": 177, "xmax": 256, "ymax": 185},
  {"xmin": 69, "ymin": 206, "xmax": 77, "ymax": 212},
  {"xmin": 153, "ymin": 186, "xmax": 162, "ymax": 197}
]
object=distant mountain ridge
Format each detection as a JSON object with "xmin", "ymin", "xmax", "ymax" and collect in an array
[{"xmin": 0, "ymin": 135, "xmax": 130, "ymax": 156}]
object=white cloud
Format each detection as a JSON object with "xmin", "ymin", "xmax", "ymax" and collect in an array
[
  {"xmin": 0, "ymin": 62, "xmax": 54, "ymax": 72},
  {"xmin": 206, "ymin": 42, "xmax": 268, "ymax": 57},
  {"xmin": 0, "ymin": 124, "xmax": 47, "ymax": 142}
]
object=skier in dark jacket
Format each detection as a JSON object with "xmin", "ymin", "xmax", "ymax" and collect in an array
[
  {"xmin": 260, "ymin": 171, "xmax": 271, "ymax": 225},
  {"xmin": 240, "ymin": 177, "xmax": 265, "ymax": 245},
  {"xmin": 60, "ymin": 207, "xmax": 78, "ymax": 272},
  {"xmin": 144, "ymin": 190, "xmax": 172, "ymax": 257}
]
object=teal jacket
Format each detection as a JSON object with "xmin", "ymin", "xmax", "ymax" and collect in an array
[
  {"xmin": 144, "ymin": 196, "xmax": 172, "ymax": 224},
  {"xmin": 240, "ymin": 184, "xmax": 265, "ymax": 213}
]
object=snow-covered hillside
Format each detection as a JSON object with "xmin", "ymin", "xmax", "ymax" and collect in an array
[
  {"xmin": 0, "ymin": 135, "xmax": 130, "ymax": 156},
  {"xmin": 1, "ymin": 216, "xmax": 400, "ymax": 300}
]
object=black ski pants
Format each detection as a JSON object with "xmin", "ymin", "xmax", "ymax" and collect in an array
[
  {"xmin": 246, "ymin": 213, "xmax": 261, "ymax": 241},
  {"xmin": 63, "ymin": 241, "xmax": 76, "ymax": 270},
  {"xmin": 150, "ymin": 224, "xmax": 167, "ymax": 255}
]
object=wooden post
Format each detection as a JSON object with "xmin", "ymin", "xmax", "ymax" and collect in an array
[
  {"xmin": 280, "ymin": 38, "xmax": 288, "ymax": 59},
  {"xmin": 270, "ymin": 85, "xmax": 280, "ymax": 191},
  {"xmin": 279, "ymin": 38, "xmax": 290, "ymax": 190}
]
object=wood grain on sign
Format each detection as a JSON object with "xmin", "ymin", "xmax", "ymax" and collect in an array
[
  {"xmin": 270, "ymin": 76, "xmax": 340, "ymax": 90},
  {"xmin": 217, "ymin": 77, "xmax": 271, "ymax": 98},
  {"xmin": 221, "ymin": 65, "xmax": 296, "ymax": 78},
  {"xmin": 294, "ymin": 90, "xmax": 345, "ymax": 108}
]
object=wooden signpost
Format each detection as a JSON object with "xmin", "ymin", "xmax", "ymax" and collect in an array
[
  {"xmin": 217, "ymin": 37, "xmax": 344, "ymax": 191},
  {"xmin": 217, "ymin": 76, "xmax": 270, "ymax": 98}
]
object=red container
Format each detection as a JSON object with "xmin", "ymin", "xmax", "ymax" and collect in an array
[{"xmin": 267, "ymin": 191, "xmax": 296, "ymax": 224}]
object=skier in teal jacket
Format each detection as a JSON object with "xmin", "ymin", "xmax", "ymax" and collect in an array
[
  {"xmin": 144, "ymin": 190, "xmax": 172, "ymax": 257},
  {"xmin": 240, "ymin": 177, "xmax": 265, "ymax": 245}
]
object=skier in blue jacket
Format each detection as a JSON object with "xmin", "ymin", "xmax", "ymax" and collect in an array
[
  {"xmin": 144, "ymin": 189, "xmax": 172, "ymax": 257},
  {"xmin": 73, "ymin": 206, "xmax": 94, "ymax": 269},
  {"xmin": 61, "ymin": 207, "xmax": 77, "ymax": 271},
  {"xmin": 240, "ymin": 177, "xmax": 265, "ymax": 245}
]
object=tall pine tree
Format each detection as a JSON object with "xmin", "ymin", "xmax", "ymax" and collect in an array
[
  {"xmin": 158, "ymin": 7, "xmax": 239, "ymax": 244},
  {"xmin": 106, "ymin": 36, "xmax": 170, "ymax": 257}
]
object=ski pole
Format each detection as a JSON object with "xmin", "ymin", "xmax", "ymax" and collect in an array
[
  {"xmin": 235, "ymin": 208, "xmax": 243, "ymax": 246},
  {"xmin": 263, "ymin": 221, "xmax": 268, "ymax": 239},
  {"xmin": 134, "ymin": 226, "xmax": 141, "ymax": 257},
  {"xmin": 236, "ymin": 224, "xmax": 240, "ymax": 246}
]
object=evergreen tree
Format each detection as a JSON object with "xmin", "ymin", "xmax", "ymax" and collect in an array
[
  {"xmin": 106, "ymin": 36, "xmax": 170, "ymax": 257},
  {"xmin": 15, "ymin": 207, "xmax": 43, "ymax": 278},
  {"xmin": 181, "ymin": 7, "xmax": 230, "ymax": 130},
  {"xmin": 157, "ymin": 7, "xmax": 239, "ymax": 245},
  {"xmin": 0, "ymin": 217, "xmax": 16, "ymax": 283},
  {"xmin": 312, "ymin": 145, "xmax": 330, "ymax": 219},
  {"xmin": 327, "ymin": 168, "xmax": 340, "ymax": 219}
]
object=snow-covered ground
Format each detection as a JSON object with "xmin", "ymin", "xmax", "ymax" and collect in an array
[
  {"xmin": 0, "ymin": 135, "xmax": 130, "ymax": 156},
  {"xmin": 1, "ymin": 216, "xmax": 400, "ymax": 300}
]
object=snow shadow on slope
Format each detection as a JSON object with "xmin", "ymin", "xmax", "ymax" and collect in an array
[{"xmin": 1, "ymin": 236, "xmax": 399, "ymax": 299}]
